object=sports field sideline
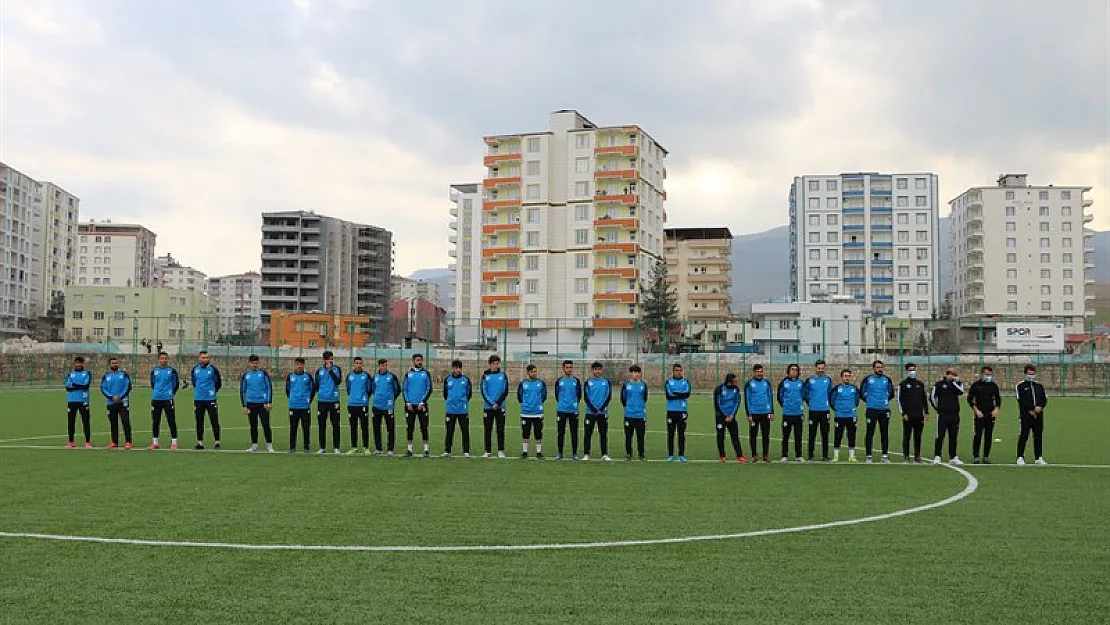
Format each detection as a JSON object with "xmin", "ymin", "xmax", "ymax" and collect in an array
[{"xmin": 1, "ymin": 389, "xmax": 1107, "ymax": 623}]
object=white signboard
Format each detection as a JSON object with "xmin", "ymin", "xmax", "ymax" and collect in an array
[{"xmin": 995, "ymin": 323, "xmax": 1065, "ymax": 351}]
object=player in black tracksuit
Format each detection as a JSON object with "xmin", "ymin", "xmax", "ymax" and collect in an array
[
  {"xmin": 1015, "ymin": 364, "xmax": 1049, "ymax": 465},
  {"xmin": 967, "ymin": 366, "xmax": 1002, "ymax": 464},
  {"xmin": 930, "ymin": 369, "xmax": 964, "ymax": 464},
  {"xmin": 896, "ymin": 363, "xmax": 929, "ymax": 463}
]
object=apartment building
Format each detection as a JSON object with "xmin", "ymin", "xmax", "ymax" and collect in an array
[
  {"xmin": 664, "ymin": 227, "xmax": 733, "ymax": 321},
  {"xmin": 206, "ymin": 271, "xmax": 262, "ymax": 336},
  {"xmin": 0, "ymin": 163, "xmax": 39, "ymax": 334},
  {"xmin": 77, "ymin": 221, "xmax": 157, "ymax": 288},
  {"xmin": 65, "ymin": 285, "xmax": 215, "ymax": 346},
  {"xmin": 948, "ymin": 174, "xmax": 1094, "ymax": 331},
  {"xmin": 789, "ymin": 172, "xmax": 940, "ymax": 319},
  {"xmin": 480, "ymin": 110, "xmax": 668, "ymax": 355},
  {"xmin": 750, "ymin": 301, "xmax": 866, "ymax": 357},
  {"xmin": 448, "ymin": 183, "xmax": 482, "ymax": 343},
  {"xmin": 30, "ymin": 182, "xmax": 79, "ymax": 316},
  {"xmin": 153, "ymin": 254, "xmax": 207, "ymax": 292},
  {"xmin": 260, "ymin": 211, "xmax": 393, "ymax": 324},
  {"xmin": 391, "ymin": 275, "xmax": 439, "ymax": 304}
]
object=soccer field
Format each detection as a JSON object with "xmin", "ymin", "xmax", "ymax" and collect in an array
[{"xmin": 1, "ymin": 389, "xmax": 1108, "ymax": 624}]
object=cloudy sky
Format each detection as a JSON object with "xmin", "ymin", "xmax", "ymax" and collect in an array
[{"xmin": 2, "ymin": 0, "xmax": 1106, "ymax": 278}]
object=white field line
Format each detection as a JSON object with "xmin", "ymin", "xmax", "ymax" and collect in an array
[{"xmin": 0, "ymin": 464, "xmax": 978, "ymax": 552}]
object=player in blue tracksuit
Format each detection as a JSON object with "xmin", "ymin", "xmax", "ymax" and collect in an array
[
  {"xmin": 517, "ymin": 364, "xmax": 548, "ymax": 459},
  {"xmin": 239, "ymin": 354, "xmax": 275, "ymax": 452},
  {"xmin": 315, "ymin": 350, "xmax": 343, "ymax": 454},
  {"xmin": 664, "ymin": 363, "xmax": 692, "ymax": 462},
  {"xmin": 803, "ymin": 360, "xmax": 833, "ymax": 462},
  {"xmin": 191, "ymin": 350, "xmax": 222, "ymax": 450},
  {"xmin": 554, "ymin": 360, "xmax": 583, "ymax": 460},
  {"xmin": 620, "ymin": 365, "xmax": 648, "ymax": 460},
  {"xmin": 371, "ymin": 359, "xmax": 402, "ymax": 455},
  {"xmin": 582, "ymin": 362, "xmax": 613, "ymax": 461},
  {"xmin": 713, "ymin": 373, "xmax": 745, "ymax": 462},
  {"xmin": 744, "ymin": 364, "xmax": 775, "ymax": 462},
  {"xmin": 403, "ymin": 353, "xmax": 433, "ymax": 457},
  {"xmin": 64, "ymin": 356, "xmax": 93, "ymax": 448},
  {"xmin": 286, "ymin": 357, "xmax": 316, "ymax": 453},
  {"xmin": 777, "ymin": 364, "xmax": 806, "ymax": 462},
  {"xmin": 860, "ymin": 359, "xmax": 896, "ymax": 463},
  {"xmin": 442, "ymin": 359, "xmax": 473, "ymax": 457},
  {"xmin": 100, "ymin": 356, "xmax": 133, "ymax": 448},
  {"xmin": 480, "ymin": 355, "xmax": 510, "ymax": 458},
  {"xmin": 149, "ymin": 352, "xmax": 181, "ymax": 450},
  {"xmin": 830, "ymin": 368, "xmax": 861, "ymax": 462},
  {"xmin": 345, "ymin": 356, "xmax": 372, "ymax": 454}
]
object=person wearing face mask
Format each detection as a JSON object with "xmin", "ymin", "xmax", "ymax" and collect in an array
[
  {"xmin": 1015, "ymin": 364, "xmax": 1048, "ymax": 466},
  {"xmin": 897, "ymin": 362, "xmax": 929, "ymax": 463},
  {"xmin": 968, "ymin": 366, "xmax": 1002, "ymax": 464},
  {"xmin": 930, "ymin": 368, "xmax": 965, "ymax": 465}
]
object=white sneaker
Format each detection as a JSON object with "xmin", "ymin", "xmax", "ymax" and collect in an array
[
  {"xmin": 932, "ymin": 456, "xmax": 942, "ymax": 465},
  {"xmin": 364, "ymin": 448, "xmax": 373, "ymax": 455},
  {"xmin": 249, "ymin": 444, "xmax": 259, "ymax": 453},
  {"xmin": 482, "ymin": 452, "xmax": 491, "ymax": 458},
  {"xmin": 796, "ymin": 457, "xmax": 804, "ymax": 463},
  {"xmin": 317, "ymin": 449, "xmax": 326, "ymax": 454},
  {"xmin": 346, "ymin": 448, "xmax": 359, "ymax": 455},
  {"xmin": 779, "ymin": 457, "xmax": 788, "ymax": 463},
  {"xmin": 1016, "ymin": 457, "xmax": 1026, "ymax": 466},
  {"xmin": 949, "ymin": 457, "xmax": 963, "ymax": 466},
  {"xmin": 1035, "ymin": 457, "xmax": 1047, "ymax": 466},
  {"xmin": 602, "ymin": 455, "xmax": 612, "ymax": 462},
  {"xmin": 881, "ymin": 455, "xmax": 890, "ymax": 464},
  {"xmin": 441, "ymin": 452, "xmax": 450, "ymax": 458},
  {"xmin": 333, "ymin": 448, "xmax": 340, "ymax": 454},
  {"xmin": 497, "ymin": 451, "xmax": 506, "ymax": 458},
  {"xmin": 386, "ymin": 450, "xmax": 394, "ymax": 456},
  {"xmin": 463, "ymin": 452, "xmax": 471, "ymax": 458},
  {"xmin": 266, "ymin": 444, "xmax": 275, "ymax": 453},
  {"xmin": 582, "ymin": 454, "xmax": 590, "ymax": 461},
  {"xmin": 865, "ymin": 456, "xmax": 873, "ymax": 464}
]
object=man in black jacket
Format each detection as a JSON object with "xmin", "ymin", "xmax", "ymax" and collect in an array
[
  {"xmin": 968, "ymin": 366, "xmax": 1002, "ymax": 464},
  {"xmin": 1015, "ymin": 364, "xmax": 1049, "ymax": 466},
  {"xmin": 897, "ymin": 363, "xmax": 929, "ymax": 463},
  {"xmin": 930, "ymin": 367, "xmax": 964, "ymax": 465}
]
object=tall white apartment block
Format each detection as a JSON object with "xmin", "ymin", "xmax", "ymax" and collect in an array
[
  {"xmin": 0, "ymin": 162, "xmax": 39, "ymax": 334},
  {"xmin": 77, "ymin": 221, "xmax": 157, "ymax": 288},
  {"xmin": 948, "ymin": 174, "xmax": 1094, "ymax": 331},
  {"xmin": 153, "ymin": 254, "xmax": 207, "ymax": 291},
  {"xmin": 206, "ymin": 271, "xmax": 262, "ymax": 335},
  {"xmin": 391, "ymin": 275, "xmax": 439, "ymax": 304},
  {"xmin": 789, "ymin": 172, "xmax": 940, "ymax": 319},
  {"xmin": 448, "ymin": 183, "xmax": 483, "ymax": 343},
  {"xmin": 30, "ymin": 182, "xmax": 79, "ymax": 316},
  {"xmin": 480, "ymin": 110, "xmax": 667, "ymax": 354}
]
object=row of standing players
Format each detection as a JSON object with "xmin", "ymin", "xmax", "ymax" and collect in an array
[{"xmin": 61, "ymin": 353, "xmax": 1050, "ymax": 465}]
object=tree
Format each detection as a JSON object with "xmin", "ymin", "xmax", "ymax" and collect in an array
[{"xmin": 640, "ymin": 259, "xmax": 679, "ymax": 336}]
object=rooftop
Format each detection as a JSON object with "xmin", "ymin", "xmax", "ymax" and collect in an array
[{"xmin": 664, "ymin": 227, "xmax": 733, "ymax": 241}]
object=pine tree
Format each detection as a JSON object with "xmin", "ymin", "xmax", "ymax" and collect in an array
[{"xmin": 640, "ymin": 259, "xmax": 679, "ymax": 332}]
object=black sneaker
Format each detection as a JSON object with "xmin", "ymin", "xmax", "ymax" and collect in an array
[
  {"xmin": 983, "ymin": 457, "xmax": 991, "ymax": 464},
  {"xmin": 822, "ymin": 456, "xmax": 831, "ymax": 462},
  {"xmin": 973, "ymin": 457, "xmax": 981, "ymax": 465},
  {"xmin": 521, "ymin": 451, "xmax": 529, "ymax": 459},
  {"xmin": 194, "ymin": 443, "xmax": 204, "ymax": 451},
  {"xmin": 404, "ymin": 450, "xmax": 413, "ymax": 457},
  {"xmin": 536, "ymin": 452, "xmax": 544, "ymax": 460},
  {"xmin": 287, "ymin": 448, "xmax": 296, "ymax": 453},
  {"xmin": 213, "ymin": 442, "xmax": 221, "ymax": 451},
  {"xmin": 639, "ymin": 455, "xmax": 646, "ymax": 461},
  {"xmin": 626, "ymin": 454, "xmax": 633, "ymax": 461},
  {"xmin": 422, "ymin": 449, "xmax": 429, "ymax": 458}
]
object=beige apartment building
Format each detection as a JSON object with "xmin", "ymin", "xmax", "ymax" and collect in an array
[{"xmin": 664, "ymin": 227, "xmax": 733, "ymax": 321}]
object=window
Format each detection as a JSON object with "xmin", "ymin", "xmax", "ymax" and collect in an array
[
  {"xmin": 526, "ymin": 231, "xmax": 539, "ymax": 246},
  {"xmin": 574, "ymin": 229, "xmax": 588, "ymax": 245},
  {"xmin": 1063, "ymin": 269, "xmax": 1073, "ymax": 279},
  {"xmin": 1039, "ymin": 206, "xmax": 1049, "ymax": 216},
  {"xmin": 113, "ymin": 311, "xmax": 125, "ymax": 321},
  {"xmin": 1005, "ymin": 190, "xmax": 1015, "ymax": 200},
  {"xmin": 1039, "ymin": 238, "xmax": 1050, "ymax": 248},
  {"xmin": 93, "ymin": 311, "xmax": 105, "ymax": 320},
  {"xmin": 1007, "ymin": 301, "xmax": 1018, "ymax": 311},
  {"xmin": 1006, "ymin": 253, "xmax": 1017, "ymax": 263},
  {"xmin": 1039, "ymin": 190, "xmax": 1049, "ymax": 200},
  {"xmin": 916, "ymin": 248, "xmax": 929, "ymax": 260},
  {"xmin": 827, "ymin": 232, "xmax": 839, "ymax": 243},
  {"xmin": 526, "ymin": 161, "xmax": 540, "ymax": 176},
  {"xmin": 574, "ymin": 303, "xmax": 588, "ymax": 318},
  {"xmin": 915, "ymin": 196, "xmax": 927, "ymax": 207},
  {"xmin": 526, "ymin": 137, "xmax": 540, "ymax": 153},
  {"xmin": 898, "ymin": 302, "xmax": 910, "ymax": 311},
  {"xmin": 898, "ymin": 266, "xmax": 910, "ymax": 277},
  {"xmin": 809, "ymin": 267, "xmax": 821, "ymax": 279},
  {"xmin": 896, "ymin": 178, "xmax": 908, "ymax": 190},
  {"xmin": 1062, "ymin": 238, "xmax": 1073, "ymax": 248},
  {"xmin": 917, "ymin": 283, "xmax": 929, "ymax": 295},
  {"xmin": 827, "ymin": 267, "xmax": 839, "ymax": 278},
  {"xmin": 1041, "ymin": 253, "xmax": 1051, "ymax": 263},
  {"xmin": 896, "ymin": 196, "xmax": 909, "ymax": 207},
  {"xmin": 897, "ymin": 249, "xmax": 909, "ymax": 260},
  {"xmin": 525, "ymin": 279, "xmax": 538, "ymax": 294},
  {"xmin": 575, "ymin": 254, "xmax": 588, "ymax": 269},
  {"xmin": 113, "ymin": 327, "xmax": 125, "ymax": 338},
  {"xmin": 526, "ymin": 209, "xmax": 540, "ymax": 223},
  {"xmin": 826, "ymin": 197, "xmax": 839, "ymax": 209},
  {"xmin": 1039, "ymin": 222, "xmax": 1050, "ymax": 232},
  {"xmin": 826, "ymin": 180, "xmax": 838, "ymax": 191},
  {"xmin": 1039, "ymin": 269, "xmax": 1051, "ymax": 279},
  {"xmin": 1062, "ymin": 221, "xmax": 1072, "ymax": 231},
  {"xmin": 1061, "ymin": 206, "xmax": 1072, "ymax": 217},
  {"xmin": 915, "ymin": 178, "xmax": 927, "ymax": 189},
  {"xmin": 524, "ymin": 304, "xmax": 538, "ymax": 319},
  {"xmin": 1062, "ymin": 253, "xmax": 1073, "ymax": 263},
  {"xmin": 1006, "ymin": 238, "xmax": 1016, "ymax": 247},
  {"xmin": 809, "ymin": 215, "xmax": 820, "ymax": 226},
  {"xmin": 808, "ymin": 198, "xmax": 820, "ymax": 209},
  {"xmin": 916, "ymin": 301, "xmax": 929, "ymax": 311},
  {"xmin": 898, "ymin": 283, "xmax": 910, "ymax": 294},
  {"xmin": 915, "ymin": 213, "xmax": 928, "ymax": 225},
  {"xmin": 808, "ymin": 249, "xmax": 820, "ymax": 260},
  {"xmin": 526, "ymin": 256, "xmax": 539, "ymax": 271},
  {"xmin": 1064, "ymin": 301, "xmax": 1074, "ymax": 311},
  {"xmin": 575, "ymin": 278, "xmax": 588, "ymax": 293},
  {"xmin": 575, "ymin": 134, "xmax": 591, "ymax": 149},
  {"xmin": 1061, "ymin": 190, "xmax": 1071, "ymax": 200},
  {"xmin": 574, "ymin": 205, "xmax": 589, "ymax": 221},
  {"xmin": 1041, "ymin": 301, "xmax": 1051, "ymax": 311},
  {"xmin": 827, "ymin": 249, "xmax": 839, "ymax": 260},
  {"xmin": 826, "ymin": 214, "xmax": 839, "ymax": 225},
  {"xmin": 1064, "ymin": 285, "xmax": 1073, "ymax": 295},
  {"xmin": 897, "ymin": 231, "xmax": 910, "ymax": 243},
  {"xmin": 114, "ymin": 295, "xmax": 126, "ymax": 304},
  {"xmin": 897, "ymin": 213, "xmax": 909, "ymax": 224},
  {"xmin": 1005, "ymin": 206, "xmax": 1015, "ymax": 216},
  {"xmin": 1006, "ymin": 222, "xmax": 1016, "ymax": 231},
  {"xmin": 915, "ymin": 231, "xmax": 928, "ymax": 242},
  {"xmin": 808, "ymin": 232, "xmax": 820, "ymax": 243},
  {"xmin": 808, "ymin": 180, "xmax": 820, "ymax": 192},
  {"xmin": 526, "ymin": 184, "xmax": 540, "ymax": 201},
  {"xmin": 1007, "ymin": 285, "xmax": 1018, "ymax": 295},
  {"xmin": 575, "ymin": 158, "xmax": 589, "ymax": 173},
  {"xmin": 72, "ymin": 311, "xmax": 83, "ymax": 319},
  {"xmin": 574, "ymin": 181, "xmax": 589, "ymax": 198},
  {"xmin": 916, "ymin": 265, "xmax": 928, "ymax": 277}
]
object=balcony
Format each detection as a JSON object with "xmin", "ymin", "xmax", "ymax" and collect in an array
[
  {"xmin": 594, "ymin": 267, "xmax": 639, "ymax": 279},
  {"xmin": 844, "ymin": 277, "xmax": 866, "ymax": 284},
  {"xmin": 483, "ymin": 176, "xmax": 522, "ymax": 188},
  {"xmin": 842, "ymin": 207, "xmax": 865, "ymax": 214},
  {"xmin": 593, "ymin": 292, "xmax": 637, "ymax": 303},
  {"xmin": 1083, "ymin": 198, "xmax": 1093, "ymax": 207},
  {"xmin": 689, "ymin": 291, "xmax": 730, "ymax": 301},
  {"xmin": 871, "ymin": 259, "xmax": 893, "ymax": 266},
  {"xmin": 871, "ymin": 294, "xmax": 894, "ymax": 302},
  {"xmin": 482, "ymin": 319, "xmax": 521, "ymax": 330},
  {"xmin": 448, "ymin": 249, "xmax": 457, "ymax": 258},
  {"xmin": 595, "ymin": 242, "xmax": 639, "ymax": 254},
  {"xmin": 871, "ymin": 224, "xmax": 893, "ymax": 231},
  {"xmin": 594, "ymin": 145, "xmax": 640, "ymax": 157},
  {"xmin": 870, "ymin": 241, "xmax": 894, "ymax": 248},
  {"xmin": 483, "ymin": 199, "xmax": 522, "ymax": 211},
  {"xmin": 687, "ymin": 272, "xmax": 730, "ymax": 284},
  {"xmin": 481, "ymin": 246, "xmax": 521, "ymax": 258},
  {"xmin": 482, "ymin": 223, "xmax": 521, "ymax": 235},
  {"xmin": 870, "ymin": 189, "xmax": 892, "ymax": 197},
  {"xmin": 594, "ymin": 169, "xmax": 638, "ymax": 181},
  {"xmin": 594, "ymin": 318, "xmax": 635, "ymax": 329},
  {"xmin": 447, "ymin": 262, "xmax": 457, "ymax": 271},
  {"xmin": 481, "ymin": 294, "xmax": 520, "ymax": 305},
  {"xmin": 593, "ymin": 217, "xmax": 639, "ymax": 229},
  {"xmin": 482, "ymin": 270, "xmax": 520, "ymax": 281},
  {"xmin": 843, "ymin": 189, "xmax": 865, "ymax": 197},
  {"xmin": 483, "ymin": 153, "xmax": 523, "ymax": 167},
  {"xmin": 594, "ymin": 193, "xmax": 639, "ymax": 206},
  {"xmin": 448, "ymin": 220, "xmax": 458, "ymax": 231},
  {"xmin": 1084, "ymin": 213, "xmax": 1094, "ymax": 223},
  {"xmin": 872, "ymin": 277, "xmax": 894, "ymax": 284},
  {"xmin": 448, "ymin": 234, "xmax": 457, "ymax": 245},
  {"xmin": 1084, "ymin": 228, "xmax": 1096, "ymax": 238},
  {"xmin": 843, "ymin": 224, "xmax": 865, "ymax": 231},
  {"xmin": 843, "ymin": 241, "xmax": 865, "ymax": 248},
  {"xmin": 869, "ymin": 206, "xmax": 893, "ymax": 214},
  {"xmin": 843, "ymin": 259, "xmax": 866, "ymax": 265}
]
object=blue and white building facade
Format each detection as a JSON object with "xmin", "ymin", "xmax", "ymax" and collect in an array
[{"xmin": 789, "ymin": 172, "xmax": 940, "ymax": 319}]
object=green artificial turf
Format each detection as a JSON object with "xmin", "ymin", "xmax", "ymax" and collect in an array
[{"xmin": 1, "ymin": 389, "xmax": 1108, "ymax": 624}]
